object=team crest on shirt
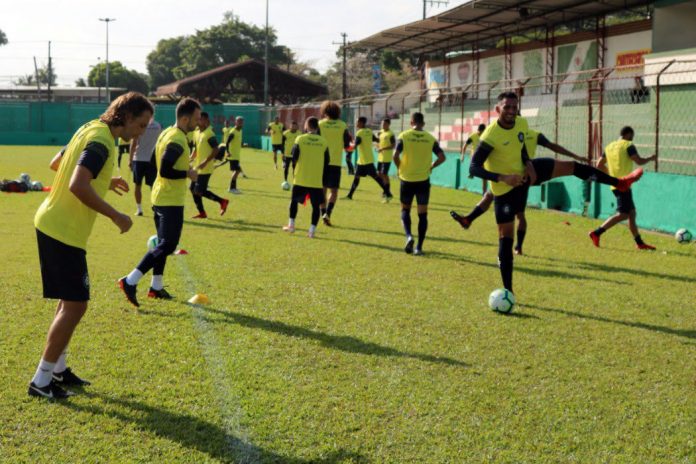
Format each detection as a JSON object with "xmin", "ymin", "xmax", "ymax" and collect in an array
[{"xmin": 518, "ymin": 132, "xmax": 524, "ymax": 142}]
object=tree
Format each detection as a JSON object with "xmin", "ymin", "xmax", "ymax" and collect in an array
[
  {"xmin": 0, "ymin": 29, "xmax": 7, "ymax": 46},
  {"xmin": 146, "ymin": 12, "xmax": 292, "ymax": 89},
  {"xmin": 14, "ymin": 63, "xmax": 56, "ymax": 86},
  {"xmin": 75, "ymin": 78, "xmax": 87, "ymax": 87},
  {"xmin": 87, "ymin": 61, "xmax": 150, "ymax": 94}
]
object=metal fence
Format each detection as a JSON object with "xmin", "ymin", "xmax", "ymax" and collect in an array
[{"xmin": 261, "ymin": 60, "xmax": 696, "ymax": 176}]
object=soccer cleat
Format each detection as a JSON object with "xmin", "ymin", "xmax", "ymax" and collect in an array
[
  {"xmin": 230, "ymin": 189, "xmax": 242, "ymax": 195},
  {"xmin": 219, "ymin": 199, "xmax": 229, "ymax": 216},
  {"xmin": 192, "ymin": 212, "xmax": 208, "ymax": 219},
  {"xmin": 404, "ymin": 236, "xmax": 415, "ymax": 254},
  {"xmin": 135, "ymin": 211, "xmax": 143, "ymax": 217},
  {"xmin": 282, "ymin": 224, "xmax": 295, "ymax": 233},
  {"xmin": 382, "ymin": 194, "xmax": 393, "ymax": 204},
  {"xmin": 450, "ymin": 210, "xmax": 471, "ymax": 229},
  {"xmin": 413, "ymin": 248, "xmax": 424, "ymax": 256},
  {"xmin": 53, "ymin": 367, "xmax": 91, "ymax": 386},
  {"xmin": 514, "ymin": 247, "xmax": 523, "ymax": 256},
  {"xmin": 322, "ymin": 214, "xmax": 332, "ymax": 227},
  {"xmin": 28, "ymin": 380, "xmax": 74, "ymax": 399},
  {"xmin": 148, "ymin": 287, "xmax": 173, "ymax": 299},
  {"xmin": 588, "ymin": 231, "xmax": 601, "ymax": 248},
  {"xmin": 343, "ymin": 195, "xmax": 352, "ymax": 200},
  {"xmin": 637, "ymin": 243, "xmax": 656, "ymax": 250},
  {"xmin": 118, "ymin": 277, "xmax": 140, "ymax": 308},
  {"xmin": 307, "ymin": 230, "xmax": 316, "ymax": 238},
  {"xmin": 615, "ymin": 167, "xmax": 644, "ymax": 192}
]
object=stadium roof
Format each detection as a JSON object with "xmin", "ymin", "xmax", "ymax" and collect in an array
[
  {"xmin": 154, "ymin": 59, "xmax": 327, "ymax": 104},
  {"xmin": 350, "ymin": 0, "xmax": 653, "ymax": 55}
]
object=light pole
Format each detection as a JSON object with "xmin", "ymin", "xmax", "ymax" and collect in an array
[
  {"xmin": 263, "ymin": 0, "xmax": 269, "ymax": 106},
  {"xmin": 99, "ymin": 18, "xmax": 116, "ymax": 102}
]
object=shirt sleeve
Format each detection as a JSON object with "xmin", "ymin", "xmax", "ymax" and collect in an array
[
  {"xmin": 76, "ymin": 141, "xmax": 110, "ymax": 178},
  {"xmin": 537, "ymin": 133, "xmax": 551, "ymax": 148},
  {"xmin": 469, "ymin": 142, "xmax": 499, "ymax": 182},
  {"xmin": 465, "ymin": 137, "xmax": 473, "ymax": 144},
  {"xmin": 355, "ymin": 136, "xmax": 362, "ymax": 146},
  {"xmin": 372, "ymin": 134, "xmax": 379, "ymax": 143},
  {"xmin": 324, "ymin": 148, "xmax": 330, "ymax": 167},
  {"xmin": 432, "ymin": 141, "xmax": 444, "ymax": 155},
  {"xmin": 395, "ymin": 139, "xmax": 404, "ymax": 153},
  {"xmin": 389, "ymin": 135, "xmax": 395, "ymax": 145},
  {"xmin": 207, "ymin": 136, "xmax": 218, "ymax": 149},
  {"xmin": 159, "ymin": 143, "xmax": 187, "ymax": 179},
  {"xmin": 627, "ymin": 145, "xmax": 638, "ymax": 157}
]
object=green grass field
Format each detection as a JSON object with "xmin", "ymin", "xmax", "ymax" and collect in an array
[{"xmin": 1, "ymin": 145, "xmax": 694, "ymax": 463}]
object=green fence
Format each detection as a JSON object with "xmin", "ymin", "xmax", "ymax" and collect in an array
[{"xmin": 0, "ymin": 102, "xmax": 263, "ymax": 149}]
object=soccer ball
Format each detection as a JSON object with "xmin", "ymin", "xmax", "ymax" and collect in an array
[
  {"xmin": 281, "ymin": 181, "xmax": 290, "ymax": 191},
  {"xmin": 147, "ymin": 234, "xmax": 159, "ymax": 250},
  {"xmin": 489, "ymin": 288, "xmax": 515, "ymax": 313},
  {"xmin": 675, "ymin": 228, "xmax": 692, "ymax": 244},
  {"xmin": 30, "ymin": 181, "xmax": 43, "ymax": 191}
]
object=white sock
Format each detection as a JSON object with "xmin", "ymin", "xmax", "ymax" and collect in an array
[
  {"xmin": 289, "ymin": 218, "xmax": 295, "ymax": 226},
  {"xmin": 151, "ymin": 275, "xmax": 163, "ymax": 291},
  {"xmin": 54, "ymin": 352, "xmax": 67, "ymax": 373},
  {"xmin": 126, "ymin": 269, "xmax": 143, "ymax": 286},
  {"xmin": 309, "ymin": 224, "xmax": 317, "ymax": 234},
  {"xmin": 136, "ymin": 203, "xmax": 143, "ymax": 213},
  {"xmin": 32, "ymin": 359, "xmax": 56, "ymax": 388}
]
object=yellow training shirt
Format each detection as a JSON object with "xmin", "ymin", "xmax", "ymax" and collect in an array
[
  {"xmin": 293, "ymin": 133, "xmax": 328, "ymax": 189},
  {"xmin": 151, "ymin": 126, "xmax": 190, "ymax": 207},
  {"xmin": 355, "ymin": 128, "xmax": 375, "ymax": 165},
  {"xmin": 226, "ymin": 127, "xmax": 243, "ymax": 161},
  {"xmin": 604, "ymin": 138, "xmax": 635, "ymax": 190},
  {"xmin": 268, "ymin": 122, "xmax": 284, "ymax": 145},
  {"xmin": 467, "ymin": 132, "xmax": 481, "ymax": 155},
  {"xmin": 397, "ymin": 129, "xmax": 437, "ymax": 182},
  {"xmin": 318, "ymin": 118, "xmax": 347, "ymax": 167},
  {"xmin": 283, "ymin": 129, "xmax": 301, "ymax": 157},
  {"xmin": 480, "ymin": 117, "xmax": 529, "ymax": 196},
  {"xmin": 194, "ymin": 126, "xmax": 217, "ymax": 175},
  {"xmin": 34, "ymin": 119, "xmax": 116, "ymax": 250},
  {"xmin": 378, "ymin": 129, "xmax": 395, "ymax": 162}
]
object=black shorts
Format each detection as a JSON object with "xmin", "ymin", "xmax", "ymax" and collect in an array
[
  {"xmin": 228, "ymin": 160, "xmax": 241, "ymax": 172},
  {"xmin": 191, "ymin": 174, "xmax": 211, "ymax": 194},
  {"xmin": 133, "ymin": 161, "xmax": 156, "ymax": 187},
  {"xmin": 323, "ymin": 165, "xmax": 342, "ymax": 189},
  {"xmin": 36, "ymin": 229, "xmax": 89, "ymax": 301},
  {"xmin": 355, "ymin": 163, "xmax": 377, "ymax": 177},
  {"xmin": 494, "ymin": 185, "xmax": 530, "ymax": 224},
  {"xmin": 272, "ymin": 144, "xmax": 283, "ymax": 154},
  {"xmin": 530, "ymin": 157, "xmax": 556, "ymax": 185},
  {"xmin": 291, "ymin": 185, "xmax": 324, "ymax": 206},
  {"xmin": 377, "ymin": 162, "xmax": 391, "ymax": 176},
  {"xmin": 400, "ymin": 180, "xmax": 430, "ymax": 206},
  {"xmin": 613, "ymin": 189, "xmax": 635, "ymax": 213}
]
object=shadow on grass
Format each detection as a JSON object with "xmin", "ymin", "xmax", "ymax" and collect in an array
[
  {"xmin": 328, "ymin": 238, "xmax": 628, "ymax": 286},
  {"xmin": 62, "ymin": 393, "xmax": 369, "ymax": 464},
  {"xmin": 524, "ymin": 303, "xmax": 696, "ymax": 340},
  {"xmin": 333, "ymin": 223, "xmax": 493, "ymax": 247},
  {"xmin": 184, "ymin": 218, "xmax": 277, "ymax": 234},
  {"xmin": 195, "ymin": 304, "xmax": 468, "ymax": 368},
  {"xmin": 527, "ymin": 255, "xmax": 696, "ymax": 284}
]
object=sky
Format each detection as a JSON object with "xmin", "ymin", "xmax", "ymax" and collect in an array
[{"xmin": 0, "ymin": 0, "xmax": 469, "ymax": 87}]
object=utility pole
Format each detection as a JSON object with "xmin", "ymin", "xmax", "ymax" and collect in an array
[
  {"xmin": 423, "ymin": 0, "xmax": 449, "ymax": 19},
  {"xmin": 47, "ymin": 41, "xmax": 52, "ymax": 102},
  {"xmin": 33, "ymin": 56, "xmax": 42, "ymax": 101},
  {"xmin": 332, "ymin": 33, "xmax": 348, "ymax": 99},
  {"xmin": 99, "ymin": 18, "xmax": 115, "ymax": 102},
  {"xmin": 263, "ymin": 0, "xmax": 269, "ymax": 106}
]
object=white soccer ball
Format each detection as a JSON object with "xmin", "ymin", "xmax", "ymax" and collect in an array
[
  {"xmin": 489, "ymin": 288, "xmax": 515, "ymax": 314},
  {"xmin": 147, "ymin": 234, "xmax": 159, "ymax": 250},
  {"xmin": 31, "ymin": 181, "xmax": 43, "ymax": 191},
  {"xmin": 281, "ymin": 181, "xmax": 290, "ymax": 191},
  {"xmin": 675, "ymin": 228, "xmax": 692, "ymax": 244}
]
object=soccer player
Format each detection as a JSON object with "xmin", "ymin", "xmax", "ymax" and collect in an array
[
  {"xmin": 117, "ymin": 136, "xmax": 130, "ymax": 169},
  {"xmin": 190, "ymin": 112, "xmax": 229, "ymax": 219},
  {"xmin": 226, "ymin": 116, "xmax": 244, "ymax": 194},
  {"xmin": 130, "ymin": 117, "xmax": 162, "ymax": 216},
  {"xmin": 317, "ymin": 100, "xmax": 351, "ymax": 226},
  {"xmin": 392, "ymin": 112, "xmax": 446, "ymax": 255},
  {"xmin": 282, "ymin": 117, "xmax": 329, "ymax": 238},
  {"xmin": 589, "ymin": 126, "xmax": 657, "ymax": 250},
  {"xmin": 377, "ymin": 118, "xmax": 396, "ymax": 199},
  {"xmin": 468, "ymin": 92, "xmax": 644, "ymax": 294},
  {"xmin": 461, "ymin": 124, "xmax": 487, "ymax": 193},
  {"xmin": 267, "ymin": 116, "xmax": 284, "ymax": 170},
  {"xmin": 29, "ymin": 92, "xmax": 151, "ymax": 399},
  {"xmin": 450, "ymin": 128, "xmax": 586, "ymax": 254},
  {"xmin": 119, "ymin": 98, "xmax": 201, "ymax": 306},
  {"xmin": 345, "ymin": 117, "xmax": 392, "ymax": 201},
  {"xmin": 281, "ymin": 121, "xmax": 301, "ymax": 184}
]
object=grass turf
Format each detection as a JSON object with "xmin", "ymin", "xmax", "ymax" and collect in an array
[{"xmin": 0, "ymin": 145, "xmax": 694, "ymax": 463}]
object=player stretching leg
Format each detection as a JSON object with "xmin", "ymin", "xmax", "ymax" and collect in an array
[
  {"xmin": 189, "ymin": 112, "xmax": 229, "ymax": 219},
  {"xmin": 345, "ymin": 117, "xmax": 392, "ymax": 201}
]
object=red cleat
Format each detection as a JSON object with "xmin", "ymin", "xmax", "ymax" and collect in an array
[
  {"xmin": 219, "ymin": 199, "xmax": 229, "ymax": 216},
  {"xmin": 637, "ymin": 243, "xmax": 656, "ymax": 250},
  {"xmin": 589, "ymin": 231, "xmax": 601, "ymax": 248},
  {"xmin": 616, "ymin": 168, "xmax": 643, "ymax": 192},
  {"xmin": 192, "ymin": 212, "xmax": 207, "ymax": 219}
]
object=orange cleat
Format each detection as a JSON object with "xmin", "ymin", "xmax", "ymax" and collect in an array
[
  {"xmin": 616, "ymin": 168, "xmax": 643, "ymax": 192},
  {"xmin": 637, "ymin": 243, "xmax": 656, "ymax": 250},
  {"xmin": 219, "ymin": 199, "xmax": 229, "ymax": 216},
  {"xmin": 192, "ymin": 212, "xmax": 207, "ymax": 219},
  {"xmin": 589, "ymin": 231, "xmax": 601, "ymax": 248}
]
